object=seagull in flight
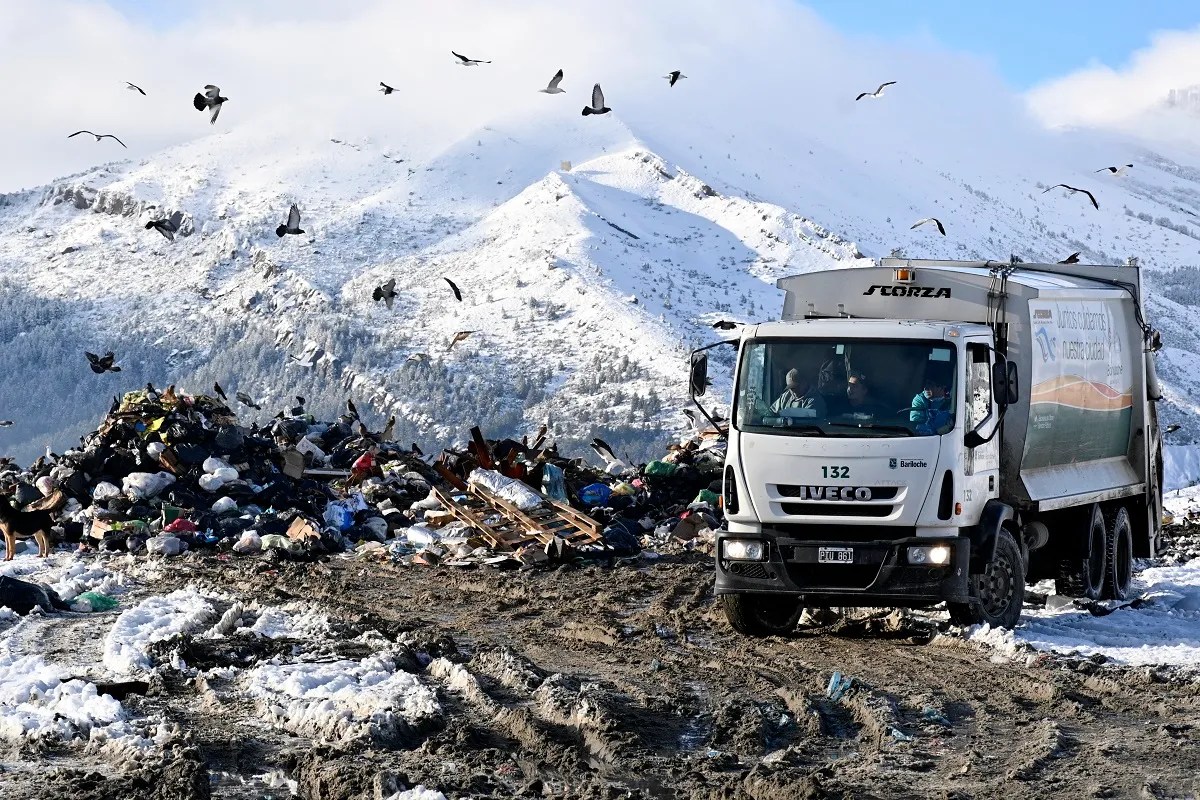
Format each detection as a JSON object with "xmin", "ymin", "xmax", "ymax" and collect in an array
[
  {"xmin": 539, "ymin": 69, "xmax": 565, "ymax": 94},
  {"xmin": 68, "ymin": 130, "xmax": 126, "ymax": 148},
  {"xmin": 379, "ymin": 82, "xmax": 396, "ymax": 95},
  {"xmin": 193, "ymin": 84, "xmax": 228, "ymax": 124},
  {"xmin": 590, "ymin": 437, "xmax": 618, "ymax": 465},
  {"xmin": 451, "ymin": 51, "xmax": 490, "ymax": 66},
  {"xmin": 582, "ymin": 84, "xmax": 610, "ymax": 116},
  {"xmin": 236, "ymin": 390, "xmax": 261, "ymax": 410},
  {"xmin": 276, "ymin": 204, "xmax": 304, "ymax": 237},
  {"xmin": 373, "ymin": 278, "xmax": 397, "ymax": 309},
  {"xmin": 145, "ymin": 210, "xmax": 184, "ymax": 241},
  {"xmin": 125, "ymin": 82, "xmax": 147, "ymax": 96},
  {"xmin": 444, "ymin": 277, "xmax": 463, "ymax": 301},
  {"xmin": 910, "ymin": 217, "xmax": 946, "ymax": 236},
  {"xmin": 1095, "ymin": 164, "xmax": 1132, "ymax": 176},
  {"xmin": 1058, "ymin": 252, "xmax": 1081, "ymax": 264},
  {"xmin": 856, "ymin": 81, "xmax": 896, "ymax": 101},
  {"xmin": 1043, "ymin": 184, "xmax": 1099, "ymax": 210},
  {"xmin": 664, "ymin": 70, "xmax": 686, "ymax": 87}
]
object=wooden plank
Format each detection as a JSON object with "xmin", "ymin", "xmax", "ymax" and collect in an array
[{"xmin": 430, "ymin": 486, "xmax": 507, "ymax": 547}]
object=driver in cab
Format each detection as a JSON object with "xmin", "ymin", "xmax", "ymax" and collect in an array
[{"xmin": 770, "ymin": 368, "xmax": 827, "ymax": 416}]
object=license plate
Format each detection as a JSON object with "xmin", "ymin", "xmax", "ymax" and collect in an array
[{"xmin": 818, "ymin": 547, "xmax": 854, "ymax": 564}]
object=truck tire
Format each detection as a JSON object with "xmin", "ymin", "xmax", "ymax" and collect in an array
[
  {"xmin": 722, "ymin": 593, "xmax": 803, "ymax": 637},
  {"xmin": 1056, "ymin": 503, "xmax": 1107, "ymax": 600},
  {"xmin": 1103, "ymin": 506, "xmax": 1134, "ymax": 600},
  {"xmin": 947, "ymin": 528, "xmax": 1025, "ymax": 629}
]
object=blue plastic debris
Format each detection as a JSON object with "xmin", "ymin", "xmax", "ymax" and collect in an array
[
  {"xmin": 921, "ymin": 706, "xmax": 952, "ymax": 726},
  {"xmin": 826, "ymin": 671, "xmax": 855, "ymax": 701},
  {"xmin": 888, "ymin": 726, "xmax": 914, "ymax": 742}
]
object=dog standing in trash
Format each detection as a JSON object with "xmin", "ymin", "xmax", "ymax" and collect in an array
[{"xmin": 0, "ymin": 495, "xmax": 55, "ymax": 561}]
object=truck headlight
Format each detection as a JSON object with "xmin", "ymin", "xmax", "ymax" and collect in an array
[
  {"xmin": 723, "ymin": 539, "xmax": 766, "ymax": 561},
  {"xmin": 907, "ymin": 545, "xmax": 952, "ymax": 565}
]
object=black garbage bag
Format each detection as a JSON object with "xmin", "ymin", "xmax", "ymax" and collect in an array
[
  {"xmin": 602, "ymin": 519, "xmax": 642, "ymax": 557},
  {"xmin": 0, "ymin": 575, "xmax": 70, "ymax": 615},
  {"xmin": 214, "ymin": 425, "xmax": 245, "ymax": 454},
  {"xmin": 174, "ymin": 443, "xmax": 209, "ymax": 466}
]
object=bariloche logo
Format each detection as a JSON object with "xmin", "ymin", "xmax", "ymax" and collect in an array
[{"xmin": 888, "ymin": 458, "xmax": 897, "ymax": 470}]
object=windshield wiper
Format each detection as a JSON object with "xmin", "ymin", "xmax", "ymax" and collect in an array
[
  {"xmin": 825, "ymin": 422, "xmax": 914, "ymax": 437},
  {"xmin": 778, "ymin": 423, "xmax": 826, "ymax": 435}
]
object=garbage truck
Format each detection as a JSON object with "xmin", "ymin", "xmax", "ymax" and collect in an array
[{"xmin": 690, "ymin": 258, "xmax": 1165, "ymax": 634}]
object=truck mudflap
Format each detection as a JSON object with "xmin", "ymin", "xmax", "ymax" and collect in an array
[{"xmin": 715, "ymin": 530, "xmax": 972, "ymax": 606}]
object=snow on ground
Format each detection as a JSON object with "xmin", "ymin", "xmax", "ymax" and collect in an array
[
  {"xmin": 1165, "ymin": 483, "xmax": 1200, "ymax": 520},
  {"xmin": 0, "ymin": 551, "xmax": 128, "ymax": 604},
  {"xmin": 103, "ymin": 588, "xmax": 216, "ymax": 674},
  {"xmin": 243, "ymin": 652, "xmax": 441, "ymax": 744},
  {"xmin": 242, "ymin": 603, "xmax": 331, "ymax": 640},
  {"xmin": 0, "ymin": 653, "xmax": 124, "ymax": 742}
]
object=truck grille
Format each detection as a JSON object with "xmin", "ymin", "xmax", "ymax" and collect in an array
[
  {"xmin": 774, "ymin": 485, "xmax": 899, "ymax": 500},
  {"xmin": 779, "ymin": 503, "xmax": 894, "ymax": 517}
]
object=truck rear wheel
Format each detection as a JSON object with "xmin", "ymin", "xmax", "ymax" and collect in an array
[
  {"xmin": 1103, "ymin": 506, "xmax": 1134, "ymax": 600},
  {"xmin": 948, "ymin": 529, "xmax": 1025, "ymax": 628},
  {"xmin": 1056, "ymin": 503, "xmax": 1107, "ymax": 600},
  {"xmin": 722, "ymin": 593, "xmax": 803, "ymax": 637}
]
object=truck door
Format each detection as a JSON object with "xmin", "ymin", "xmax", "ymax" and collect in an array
[{"xmin": 963, "ymin": 340, "xmax": 1001, "ymax": 512}]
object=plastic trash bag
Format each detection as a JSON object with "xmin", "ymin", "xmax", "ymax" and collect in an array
[
  {"xmin": 578, "ymin": 483, "xmax": 612, "ymax": 507},
  {"xmin": 122, "ymin": 471, "xmax": 177, "ymax": 500},
  {"xmin": 146, "ymin": 535, "xmax": 188, "ymax": 557},
  {"xmin": 541, "ymin": 464, "xmax": 567, "ymax": 502}
]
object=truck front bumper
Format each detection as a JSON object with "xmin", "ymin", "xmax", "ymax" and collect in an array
[{"xmin": 714, "ymin": 528, "xmax": 972, "ymax": 606}]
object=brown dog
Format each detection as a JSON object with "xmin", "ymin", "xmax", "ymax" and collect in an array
[{"xmin": 0, "ymin": 496, "xmax": 55, "ymax": 561}]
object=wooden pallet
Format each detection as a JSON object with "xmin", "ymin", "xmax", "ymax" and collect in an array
[{"xmin": 430, "ymin": 483, "xmax": 605, "ymax": 552}]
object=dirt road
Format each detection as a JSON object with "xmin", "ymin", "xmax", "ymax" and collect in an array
[{"xmin": 5, "ymin": 551, "xmax": 1200, "ymax": 800}]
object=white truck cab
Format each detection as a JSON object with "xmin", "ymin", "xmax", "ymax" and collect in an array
[{"xmin": 694, "ymin": 259, "xmax": 1164, "ymax": 635}]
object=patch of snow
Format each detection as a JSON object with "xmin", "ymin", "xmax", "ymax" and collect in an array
[
  {"xmin": 244, "ymin": 652, "xmax": 440, "ymax": 744},
  {"xmin": 103, "ymin": 588, "xmax": 217, "ymax": 674},
  {"xmin": 244, "ymin": 604, "xmax": 331, "ymax": 640},
  {"xmin": 383, "ymin": 788, "xmax": 448, "ymax": 800}
]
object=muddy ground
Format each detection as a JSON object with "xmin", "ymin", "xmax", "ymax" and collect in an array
[{"xmin": 4, "ymin": 547, "xmax": 1200, "ymax": 800}]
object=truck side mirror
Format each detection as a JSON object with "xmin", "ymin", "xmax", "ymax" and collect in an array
[
  {"xmin": 690, "ymin": 352, "xmax": 709, "ymax": 398},
  {"xmin": 991, "ymin": 362, "xmax": 1009, "ymax": 410},
  {"xmin": 1006, "ymin": 361, "xmax": 1018, "ymax": 404}
]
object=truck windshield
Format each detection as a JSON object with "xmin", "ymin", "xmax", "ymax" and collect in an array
[{"xmin": 734, "ymin": 338, "xmax": 958, "ymax": 437}]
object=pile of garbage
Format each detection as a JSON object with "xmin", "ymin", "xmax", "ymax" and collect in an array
[{"xmin": 0, "ymin": 386, "xmax": 727, "ymax": 568}]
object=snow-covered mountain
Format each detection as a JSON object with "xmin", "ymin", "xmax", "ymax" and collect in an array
[{"xmin": 2, "ymin": 102, "xmax": 1200, "ymax": 483}]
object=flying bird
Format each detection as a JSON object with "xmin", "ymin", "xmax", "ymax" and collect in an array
[
  {"xmin": 1095, "ymin": 164, "xmax": 1132, "ymax": 176},
  {"xmin": 1042, "ymin": 184, "xmax": 1099, "ymax": 210},
  {"xmin": 540, "ymin": 69, "xmax": 565, "ymax": 94},
  {"xmin": 236, "ymin": 391, "xmax": 261, "ymax": 410},
  {"xmin": 447, "ymin": 330, "xmax": 475, "ymax": 351},
  {"xmin": 193, "ymin": 85, "xmax": 228, "ymax": 125},
  {"xmin": 125, "ymin": 82, "xmax": 146, "ymax": 96},
  {"xmin": 590, "ymin": 437, "xmax": 618, "ymax": 464},
  {"xmin": 1058, "ymin": 252, "xmax": 1081, "ymax": 264},
  {"xmin": 68, "ymin": 130, "xmax": 127, "ymax": 148},
  {"xmin": 910, "ymin": 217, "xmax": 946, "ymax": 236},
  {"xmin": 682, "ymin": 408, "xmax": 697, "ymax": 425},
  {"xmin": 379, "ymin": 82, "xmax": 396, "ymax": 95},
  {"xmin": 712, "ymin": 320, "xmax": 739, "ymax": 330},
  {"xmin": 145, "ymin": 210, "xmax": 184, "ymax": 241},
  {"xmin": 451, "ymin": 51, "xmax": 490, "ymax": 66},
  {"xmin": 856, "ymin": 81, "xmax": 896, "ymax": 101},
  {"xmin": 406, "ymin": 352, "xmax": 429, "ymax": 364},
  {"xmin": 664, "ymin": 70, "xmax": 686, "ymax": 87},
  {"xmin": 276, "ymin": 204, "xmax": 304, "ymax": 238},
  {"xmin": 582, "ymin": 84, "xmax": 610, "ymax": 116},
  {"xmin": 444, "ymin": 277, "xmax": 462, "ymax": 302},
  {"xmin": 0, "ymin": 420, "xmax": 13, "ymax": 428},
  {"xmin": 85, "ymin": 351, "xmax": 121, "ymax": 374},
  {"xmin": 373, "ymin": 278, "xmax": 397, "ymax": 309},
  {"xmin": 1165, "ymin": 423, "xmax": 1182, "ymax": 434},
  {"xmin": 213, "ymin": 381, "xmax": 228, "ymax": 401}
]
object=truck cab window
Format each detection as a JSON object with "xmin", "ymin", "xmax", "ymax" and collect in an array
[{"xmin": 965, "ymin": 343, "xmax": 993, "ymax": 431}]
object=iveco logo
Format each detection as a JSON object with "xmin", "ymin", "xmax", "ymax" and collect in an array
[
  {"xmin": 795, "ymin": 486, "xmax": 873, "ymax": 501},
  {"xmin": 863, "ymin": 285, "xmax": 951, "ymax": 298}
]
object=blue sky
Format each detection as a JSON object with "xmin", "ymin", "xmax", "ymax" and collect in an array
[{"xmin": 803, "ymin": 0, "xmax": 1200, "ymax": 88}]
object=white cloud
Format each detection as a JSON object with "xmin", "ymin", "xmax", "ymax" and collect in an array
[
  {"xmin": 1026, "ymin": 26, "xmax": 1200, "ymax": 140},
  {"xmin": 0, "ymin": 0, "xmax": 1050, "ymax": 194}
]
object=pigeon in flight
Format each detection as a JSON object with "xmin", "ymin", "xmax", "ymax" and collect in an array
[
  {"xmin": 373, "ymin": 278, "xmax": 397, "ymax": 309},
  {"xmin": 444, "ymin": 277, "xmax": 463, "ymax": 301},
  {"xmin": 125, "ymin": 82, "xmax": 146, "ymax": 96},
  {"xmin": 276, "ymin": 204, "xmax": 304, "ymax": 238},
  {"xmin": 1058, "ymin": 252, "xmax": 1081, "ymax": 264},
  {"xmin": 85, "ymin": 351, "xmax": 121, "ymax": 374},
  {"xmin": 712, "ymin": 320, "xmax": 739, "ymax": 330},
  {"xmin": 582, "ymin": 84, "xmax": 610, "ymax": 116},
  {"xmin": 856, "ymin": 81, "xmax": 896, "ymax": 101},
  {"xmin": 193, "ymin": 85, "xmax": 228, "ymax": 124},
  {"xmin": 664, "ymin": 70, "xmax": 686, "ymax": 87},
  {"xmin": 68, "ymin": 130, "xmax": 127, "ymax": 148},
  {"xmin": 910, "ymin": 217, "xmax": 946, "ymax": 236},
  {"xmin": 236, "ymin": 390, "xmax": 261, "ymax": 410},
  {"xmin": 379, "ymin": 82, "xmax": 396, "ymax": 95},
  {"xmin": 1043, "ymin": 184, "xmax": 1099, "ymax": 210},
  {"xmin": 447, "ymin": 330, "xmax": 475, "ymax": 351},
  {"xmin": 590, "ymin": 437, "xmax": 618, "ymax": 464},
  {"xmin": 213, "ymin": 381, "xmax": 228, "ymax": 401},
  {"xmin": 145, "ymin": 210, "xmax": 184, "ymax": 241},
  {"xmin": 540, "ymin": 69, "xmax": 565, "ymax": 94},
  {"xmin": 452, "ymin": 51, "xmax": 490, "ymax": 66},
  {"xmin": 1095, "ymin": 164, "xmax": 1132, "ymax": 176}
]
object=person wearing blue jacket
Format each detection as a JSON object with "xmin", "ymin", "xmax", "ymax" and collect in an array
[{"xmin": 910, "ymin": 369, "xmax": 953, "ymax": 434}]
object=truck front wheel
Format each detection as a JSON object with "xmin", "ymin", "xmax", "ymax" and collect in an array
[
  {"xmin": 722, "ymin": 593, "xmax": 803, "ymax": 637},
  {"xmin": 948, "ymin": 529, "xmax": 1025, "ymax": 628}
]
